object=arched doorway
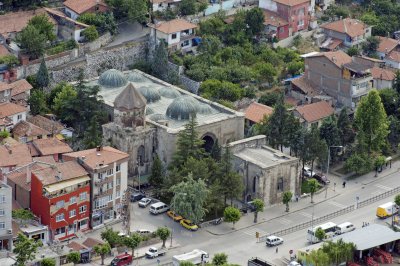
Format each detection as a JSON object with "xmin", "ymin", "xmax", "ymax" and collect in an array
[{"xmin": 202, "ymin": 135, "xmax": 215, "ymax": 153}]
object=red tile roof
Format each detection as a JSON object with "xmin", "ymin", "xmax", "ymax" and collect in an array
[
  {"xmin": 0, "ymin": 102, "xmax": 27, "ymax": 118},
  {"xmin": 6, "ymin": 162, "xmax": 52, "ymax": 192},
  {"xmin": 295, "ymin": 101, "xmax": 334, "ymax": 123},
  {"xmin": 0, "ymin": 45, "xmax": 10, "ymax": 57},
  {"xmin": 31, "ymin": 138, "xmax": 73, "ymax": 156},
  {"xmin": 12, "ymin": 121, "xmax": 50, "ymax": 139},
  {"xmin": 307, "ymin": 50, "xmax": 352, "ymax": 68},
  {"xmin": 244, "ymin": 102, "xmax": 274, "ymax": 123},
  {"xmin": 321, "ymin": 18, "xmax": 368, "ymax": 38},
  {"xmin": 149, "ymin": 19, "xmax": 197, "ymax": 34},
  {"xmin": 263, "ymin": 10, "xmax": 288, "ymax": 27},
  {"xmin": 10, "ymin": 79, "xmax": 33, "ymax": 97},
  {"xmin": 82, "ymin": 237, "xmax": 104, "ymax": 248},
  {"xmin": 377, "ymin": 37, "xmax": 399, "ymax": 54},
  {"xmin": 371, "ymin": 67, "xmax": 396, "ymax": 81},
  {"xmin": 32, "ymin": 160, "xmax": 88, "ymax": 186},
  {"xmin": 0, "ymin": 144, "xmax": 32, "ymax": 168},
  {"xmin": 387, "ymin": 50, "xmax": 400, "ymax": 63},
  {"xmin": 27, "ymin": 115, "xmax": 64, "ymax": 134},
  {"xmin": 273, "ymin": 0, "xmax": 309, "ymax": 6},
  {"xmin": 0, "ymin": 82, "xmax": 12, "ymax": 92},
  {"xmin": 291, "ymin": 76, "xmax": 318, "ymax": 96},
  {"xmin": 63, "ymin": 0, "xmax": 109, "ymax": 15}
]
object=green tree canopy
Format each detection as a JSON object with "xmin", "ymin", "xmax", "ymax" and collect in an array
[
  {"xmin": 156, "ymin": 227, "xmax": 171, "ymax": 248},
  {"xmin": 83, "ymin": 25, "xmax": 99, "ymax": 41},
  {"xmin": 13, "ymin": 233, "xmax": 42, "ymax": 266},
  {"xmin": 307, "ymin": 178, "xmax": 320, "ymax": 203},
  {"xmin": 315, "ymin": 227, "xmax": 326, "ymax": 242},
  {"xmin": 362, "ymin": 36, "xmax": 380, "ymax": 56},
  {"xmin": 12, "ymin": 209, "xmax": 34, "ymax": 226},
  {"xmin": 149, "ymin": 155, "xmax": 164, "ymax": 197},
  {"xmin": 337, "ymin": 108, "xmax": 355, "ymax": 147},
  {"xmin": 28, "ymin": 89, "xmax": 49, "ymax": 116},
  {"xmin": 212, "ymin": 253, "xmax": 228, "ymax": 266},
  {"xmin": 282, "ymin": 191, "xmax": 293, "ymax": 212},
  {"xmin": 36, "ymin": 58, "xmax": 49, "ymax": 88},
  {"xmin": 378, "ymin": 88, "xmax": 399, "ymax": 116},
  {"xmin": 93, "ymin": 243, "xmax": 111, "ymax": 265},
  {"xmin": 306, "ymin": 249, "xmax": 330, "ymax": 266},
  {"xmin": 52, "ymin": 82, "xmax": 77, "ymax": 116},
  {"xmin": 395, "ymin": 194, "xmax": 400, "ymax": 206},
  {"xmin": 123, "ymin": 233, "xmax": 142, "ymax": 256},
  {"xmin": 41, "ymin": 258, "xmax": 56, "ymax": 266},
  {"xmin": 245, "ymin": 8, "xmax": 265, "ymax": 36},
  {"xmin": 252, "ymin": 199, "xmax": 264, "ymax": 223},
  {"xmin": 67, "ymin": 251, "xmax": 81, "ymax": 264},
  {"xmin": 200, "ymin": 79, "xmax": 244, "ymax": 102},
  {"xmin": 179, "ymin": 0, "xmax": 197, "ymax": 15},
  {"xmin": 28, "ymin": 14, "xmax": 55, "ymax": 42},
  {"xmin": 321, "ymin": 239, "xmax": 356, "ymax": 265},
  {"xmin": 223, "ymin": 206, "xmax": 241, "ymax": 229},
  {"xmin": 100, "ymin": 227, "xmax": 122, "ymax": 248},
  {"xmin": 16, "ymin": 25, "xmax": 46, "ymax": 59},
  {"xmin": 151, "ymin": 40, "xmax": 169, "ymax": 80}
]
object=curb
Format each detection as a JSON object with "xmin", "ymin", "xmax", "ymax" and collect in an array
[{"xmin": 206, "ymin": 193, "xmax": 341, "ymax": 236}]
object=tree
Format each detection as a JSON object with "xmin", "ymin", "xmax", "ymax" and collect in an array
[
  {"xmin": 282, "ymin": 191, "xmax": 293, "ymax": 212},
  {"xmin": 315, "ymin": 227, "xmax": 326, "ymax": 242},
  {"xmin": 346, "ymin": 46, "xmax": 360, "ymax": 56},
  {"xmin": 337, "ymin": 108, "xmax": 355, "ymax": 147},
  {"xmin": 179, "ymin": 0, "xmax": 197, "ymax": 15},
  {"xmin": 388, "ymin": 116, "xmax": 400, "ymax": 150},
  {"xmin": 67, "ymin": 251, "xmax": 81, "ymax": 265},
  {"xmin": 307, "ymin": 178, "xmax": 320, "ymax": 203},
  {"xmin": 253, "ymin": 62, "xmax": 277, "ymax": 84},
  {"xmin": 41, "ymin": 258, "xmax": 56, "ymax": 266},
  {"xmin": 252, "ymin": 199, "xmax": 264, "ymax": 223},
  {"xmin": 123, "ymin": 233, "xmax": 142, "ymax": 256},
  {"xmin": 200, "ymin": 79, "xmax": 244, "ymax": 102},
  {"xmin": 212, "ymin": 253, "xmax": 228, "ymax": 266},
  {"xmin": 306, "ymin": 249, "xmax": 330, "ymax": 266},
  {"xmin": 223, "ymin": 206, "xmax": 241, "ymax": 229},
  {"xmin": 156, "ymin": 227, "xmax": 171, "ymax": 248},
  {"xmin": 0, "ymin": 130, "xmax": 10, "ymax": 139},
  {"xmin": 395, "ymin": 194, "xmax": 400, "ymax": 207},
  {"xmin": 100, "ymin": 227, "xmax": 122, "ymax": 248},
  {"xmin": 355, "ymin": 89, "xmax": 389, "ymax": 154},
  {"xmin": 258, "ymin": 91, "xmax": 280, "ymax": 107},
  {"xmin": 170, "ymin": 173, "xmax": 208, "ymax": 224},
  {"xmin": 13, "ymin": 233, "xmax": 42, "ymax": 266},
  {"xmin": 36, "ymin": 58, "xmax": 49, "ymax": 88},
  {"xmin": 210, "ymin": 139, "xmax": 221, "ymax": 161},
  {"xmin": 322, "ymin": 239, "xmax": 356, "ymax": 265},
  {"xmin": 28, "ymin": 14, "xmax": 56, "ymax": 42},
  {"xmin": 28, "ymin": 89, "xmax": 49, "ymax": 116},
  {"xmin": 52, "ymin": 83, "xmax": 77, "ymax": 115},
  {"xmin": 83, "ymin": 25, "xmax": 99, "ymax": 41},
  {"xmin": 378, "ymin": 88, "xmax": 399, "ymax": 116},
  {"xmin": 151, "ymin": 40, "xmax": 169, "ymax": 80},
  {"xmin": 320, "ymin": 116, "xmax": 340, "ymax": 163},
  {"xmin": 263, "ymin": 94, "xmax": 288, "ymax": 151},
  {"xmin": 345, "ymin": 153, "xmax": 372, "ymax": 175},
  {"xmin": 362, "ymin": 36, "xmax": 380, "ymax": 56},
  {"xmin": 83, "ymin": 116, "xmax": 103, "ymax": 148},
  {"xmin": 170, "ymin": 116, "xmax": 205, "ymax": 169},
  {"xmin": 245, "ymin": 8, "xmax": 265, "ymax": 36},
  {"xmin": 149, "ymin": 155, "xmax": 164, "ymax": 196},
  {"xmin": 16, "ymin": 25, "xmax": 46, "ymax": 59},
  {"xmin": 12, "ymin": 209, "xmax": 34, "ymax": 227},
  {"xmin": 393, "ymin": 70, "xmax": 400, "ymax": 94},
  {"xmin": 93, "ymin": 243, "xmax": 111, "ymax": 265},
  {"xmin": 124, "ymin": 0, "xmax": 148, "ymax": 23}
]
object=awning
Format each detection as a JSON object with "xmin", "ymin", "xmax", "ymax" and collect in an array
[{"xmin": 44, "ymin": 176, "xmax": 90, "ymax": 193}]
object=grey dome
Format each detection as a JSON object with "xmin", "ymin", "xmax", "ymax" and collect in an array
[
  {"xmin": 166, "ymin": 96, "xmax": 198, "ymax": 120},
  {"xmin": 126, "ymin": 72, "xmax": 148, "ymax": 83},
  {"xmin": 197, "ymin": 103, "xmax": 214, "ymax": 115},
  {"xmin": 138, "ymin": 86, "xmax": 161, "ymax": 103},
  {"xmin": 180, "ymin": 95, "xmax": 200, "ymax": 107},
  {"xmin": 146, "ymin": 107, "xmax": 154, "ymax": 115},
  {"xmin": 149, "ymin": 113, "xmax": 168, "ymax": 122},
  {"xmin": 99, "ymin": 69, "xmax": 127, "ymax": 88},
  {"xmin": 158, "ymin": 86, "xmax": 181, "ymax": 98}
]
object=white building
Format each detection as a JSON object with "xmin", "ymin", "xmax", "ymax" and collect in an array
[
  {"xmin": 149, "ymin": 19, "xmax": 199, "ymax": 52},
  {"xmin": 0, "ymin": 182, "xmax": 12, "ymax": 251},
  {"xmin": 0, "ymin": 102, "xmax": 27, "ymax": 131},
  {"xmin": 151, "ymin": 0, "xmax": 181, "ymax": 12}
]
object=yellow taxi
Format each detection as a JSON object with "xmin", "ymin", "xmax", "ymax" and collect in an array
[
  {"xmin": 166, "ymin": 211, "xmax": 183, "ymax": 222},
  {"xmin": 180, "ymin": 219, "xmax": 199, "ymax": 231}
]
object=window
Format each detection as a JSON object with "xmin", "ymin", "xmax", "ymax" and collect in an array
[
  {"xmin": 0, "ymin": 222, "xmax": 5, "ymax": 229},
  {"xmin": 17, "ymin": 114, "xmax": 22, "ymax": 121},
  {"xmin": 297, "ymin": 20, "xmax": 304, "ymax": 27},
  {"xmin": 116, "ymin": 164, "xmax": 121, "ymax": 172},
  {"xmin": 279, "ymin": 27, "xmax": 284, "ymax": 33},
  {"xmin": 116, "ymin": 190, "xmax": 121, "ymax": 198},
  {"xmin": 70, "ymin": 197, "xmax": 76, "ymax": 204},
  {"xmin": 107, "ymin": 169, "xmax": 114, "ymax": 176},
  {"xmin": 0, "ymin": 195, "xmax": 5, "ymax": 204},
  {"xmin": 181, "ymin": 40, "xmax": 190, "ymax": 47},
  {"xmin": 79, "ymin": 205, "xmax": 87, "ymax": 213},
  {"xmin": 4, "ymin": 89, "xmax": 9, "ymax": 96},
  {"xmin": 116, "ymin": 177, "xmax": 121, "ymax": 186},
  {"xmin": 0, "ymin": 209, "xmax": 4, "ymax": 216},
  {"xmin": 298, "ymin": 7, "xmax": 305, "ymax": 15},
  {"xmin": 69, "ymin": 209, "xmax": 76, "ymax": 218},
  {"xmin": 107, "ymin": 181, "xmax": 113, "ymax": 190},
  {"xmin": 80, "ymin": 192, "xmax": 87, "ymax": 201},
  {"xmin": 99, "ymin": 171, "xmax": 106, "ymax": 179},
  {"xmin": 56, "ymin": 213, "xmax": 64, "ymax": 222},
  {"xmin": 94, "ymin": 195, "xmax": 113, "ymax": 209},
  {"xmin": 55, "ymin": 227, "xmax": 65, "ymax": 235},
  {"xmin": 56, "ymin": 200, "xmax": 64, "ymax": 208},
  {"xmin": 171, "ymin": 33, "xmax": 177, "ymax": 39},
  {"xmin": 277, "ymin": 177, "xmax": 284, "ymax": 191}
]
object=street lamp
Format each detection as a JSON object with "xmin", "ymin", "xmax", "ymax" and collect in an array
[{"xmin": 327, "ymin": 146, "xmax": 343, "ymax": 175}]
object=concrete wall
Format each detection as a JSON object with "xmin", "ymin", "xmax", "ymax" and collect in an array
[
  {"xmin": 7, "ymin": 180, "xmax": 30, "ymax": 209},
  {"xmin": 374, "ymin": 78, "xmax": 393, "ymax": 90},
  {"xmin": 259, "ymin": 0, "xmax": 277, "ymax": 12}
]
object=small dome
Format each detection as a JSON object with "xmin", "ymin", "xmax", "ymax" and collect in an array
[
  {"xmin": 149, "ymin": 113, "xmax": 168, "ymax": 122},
  {"xmin": 166, "ymin": 96, "xmax": 198, "ymax": 120},
  {"xmin": 99, "ymin": 69, "xmax": 127, "ymax": 88},
  {"xmin": 181, "ymin": 95, "xmax": 200, "ymax": 107},
  {"xmin": 146, "ymin": 107, "xmax": 154, "ymax": 115},
  {"xmin": 158, "ymin": 86, "xmax": 181, "ymax": 98},
  {"xmin": 126, "ymin": 72, "xmax": 148, "ymax": 83},
  {"xmin": 138, "ymin": 86, "xmax": 161, "ymax": 103},
  {"xmin": 197, "ymin": 103, "xmax": 214, "ymax": 115}
]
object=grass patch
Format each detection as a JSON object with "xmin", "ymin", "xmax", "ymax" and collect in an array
[
  {"xmin": 301, "ymin": 181, "xmax": 310, "ymax": 194},
  {"xmin": 46, "ymin": 40, "xmax": 77, "ymax": 56}
]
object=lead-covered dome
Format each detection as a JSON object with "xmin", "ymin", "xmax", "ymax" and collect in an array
[
  {"xmin": 166, "ymin": 96, "xmax": 198, "ymax": 120},
  {"xmin": 197, "ymin": 103, "xmax": 214, "ymax": 115},
  {"xmin": 137, "ymin": 86, "xmax": 161, "ymax": 103},
  {"xmin": 126, "ymin": 72, "xmax": 148, "ymax": 83},
  {"xmin": 99, "ymin": 69, "xmax": 127, "ymax": 88},
  {"xmin": 149, "ymin": 113, "xmax": 168, "ymax": 122},
  {"xmin": 158, "ymin": 86, "xmax": 181, "ymax": 98}
]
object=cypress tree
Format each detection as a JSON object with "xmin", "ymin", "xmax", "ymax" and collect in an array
[{"xmin": 36, "ymin": 58, "xmax": 49, "ymax": 88}]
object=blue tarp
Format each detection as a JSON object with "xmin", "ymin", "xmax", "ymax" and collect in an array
[
  {"xmin": 193, "ymin": 37, "xmax": 202, "ymax": 45},
  {"xmin": 282, "ymin": 74, "xmax": 303, "ymax": 83}
]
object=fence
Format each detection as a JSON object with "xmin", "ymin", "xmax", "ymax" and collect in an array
[{"xmin": 358, "ymin": 186, "xmax": 400, "ymax": 208}]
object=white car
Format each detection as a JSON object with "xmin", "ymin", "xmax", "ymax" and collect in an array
[
  {"xmin": 138, "ymin": 198, "xmax": 152, "ymax": 208},
  {"xmin": 303, "ymin": 167, "xmax": 315, "ymax": 177},
  {"xmin": 288, "ymin": 262, "xmax": 301, "ymax": 266},
  {"xmin": 266, "ymin": 235, "xmax": 284, "ymax": 247}
]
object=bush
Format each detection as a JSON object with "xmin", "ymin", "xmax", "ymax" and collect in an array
[
  {"xmin": 170, "ymin": 53, "xmax": 183, "ymax": 66},
  {"xmin": 46, "ymin": 40, "xmax": 78, "ymax": 55},
  {"xmin": 200, "ymin": 79, "xmax": 244, "ymax": 102},
  {"xmin": 83, "ymin": 26, "xmax": 99, "ymax": 42},
  {"xmin": 0, "ymin": 55, "xmax": 19, "ymax": 67},
  {"xmin": 258, "ymin": 91, "xmax": 281, "ymax": 106},
  {"xmin": 129, "ymin": 60, "xmax": 152, "ymax": 73}
]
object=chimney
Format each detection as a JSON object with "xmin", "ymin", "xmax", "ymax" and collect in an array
[
  {"xmin": 56, "ymin": 171, "xmax": 62, "ymax": 180},
  {"xmin": 8, "ymin": 149, "xmax": 12, "ymax": 154},
  {"xmin": 96, "ymin": 146, "xmax": 103, "ymax": 152}
]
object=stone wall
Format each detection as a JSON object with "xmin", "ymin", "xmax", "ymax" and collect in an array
[
  {"xmin": 79, "ymin": 32, "xmax": 113, "ymax": 55},
  {"xmin": 273, "ymin": 30, "xmax": 315, "ymax": 48}
]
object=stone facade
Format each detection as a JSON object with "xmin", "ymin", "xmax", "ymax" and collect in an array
[{"xmin": 229, "ymin": 135, "xmax": 300, "ymax": 206}]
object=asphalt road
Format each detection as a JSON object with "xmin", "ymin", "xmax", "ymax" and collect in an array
[{"xmin": 132, "ymin": 169, "xmax": 400, "ymax": 266}]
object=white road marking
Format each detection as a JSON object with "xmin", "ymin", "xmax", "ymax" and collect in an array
[
  {"xmin": 372, "ymin": 190, "xmax": 383, "ymax": 196},
  {"xmin": 242, "ymin": 227, "xmax": 267, "ymax": 236},
  {"xmin": 375, "ymin": 184, "xmax": 392, "ymax": 191},
  {"xmin": 279, "ymin": 218, "xmax": 292, "ymax": 225},
  {"xmin": 328, "ymin": 201, "xmax": 347, "ymax": 209},
  {"xmin": 299, "ymin": 212, "xmax": 314, "ymax": 219}
]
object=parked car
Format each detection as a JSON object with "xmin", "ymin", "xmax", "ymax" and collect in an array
[
  {"xmin": 136, "ymin": 229, "xmax": 153, "ymax": 235},
  {"xmin": 111, "ymin": 253, "xmax": 133, "ymax": 266},
  {"xmin": 303, "ymin": 167, "xmax": 316, "ymax": 177},
  {"xmin": 240, "ymin": 201, "xmax": 256, "ymax": 213},
  {"xmin": 167, "ymin": 210, "xmax": 183, "ymax": 222},
  {"xmin": 266, "ymin": 235, "xmax": 283, "ymax": 247},
  {"xmin": 145, "ymin": 247, "xmax": 167, "ymax": 258},
  {"xmin": 130, "ymin": 193, "xmax": 145, "ymax": 202},
  {"xmin": 314, "ymin": 173, "xmax": 330, "ymax": 185},
  {"xmin": 180, "ymin": 219, "xmax": 199, "ymax": 231},
  {"xmin": 149, "ymin": 202, "xmax": 169, "ymax": 214},
  {"xmin": 138, "ymin": 198, "xmax": 152, "ymax": 208}
]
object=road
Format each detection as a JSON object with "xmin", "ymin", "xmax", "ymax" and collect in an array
[{"xmin": 131, "ymin": 168, "xmax": 400, "ymax": 265}]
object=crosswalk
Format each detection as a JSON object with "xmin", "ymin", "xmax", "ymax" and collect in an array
[
  {"xmin": 242, "ymin": 227, "xmax": 267, "ymax": 236},
  {"xmin": 375, "ymin": 184, "xmax": 392, "ymax": 191},
  {"xmin": 328, "ymin": 201, "xmax": 347, "ymax": 209},
  {"xmin": 299, "ymin": 211, "xmax": 314, "ymax": 219},
  {"xmin": 279, "ymin": 217, "xmax": 292, "ymax": 225}
]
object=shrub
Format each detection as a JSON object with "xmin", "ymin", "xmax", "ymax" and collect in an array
[
  {"xmin": 83, "ymin": 26, "xmax": 99, "ymax": 42},
  {"xmin": 0, "ymin": 55, "xmax": 19, "ymax": 67}
]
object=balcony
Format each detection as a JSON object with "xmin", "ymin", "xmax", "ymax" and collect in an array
[{"xmin": 351, "ymin": 76, "xmax": 372, "ymax": 97}]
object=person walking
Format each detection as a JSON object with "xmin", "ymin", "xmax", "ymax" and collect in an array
[
  {"xmin": 296, "ymin": 195, "xmax": 299, "ymax": 202},
  {"xmin": 276, "ymin": 247, "xmax": 278, "ymax": 253},
  {"xmin": 342, "ymin": 181, "xmax": 346, "ymax": 188}
]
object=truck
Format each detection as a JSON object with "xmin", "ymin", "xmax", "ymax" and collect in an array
[
  {"xmin": 172, "ymin": 249, "xmax": 208, "ymax": 266},
  {"xmin": 248, "ymin": 257, "xmax": 275, "ymax": 266},
  {"xmin": 376, "ymin": 202, "xmax": 398, "ymax": 218},
  {"xmin": 145, "ymin": 247, "xmax": 167, "ymax": 259}
]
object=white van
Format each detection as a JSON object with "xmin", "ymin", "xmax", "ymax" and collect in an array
[
  {"xmin": 266, "ymin": 235, "xmax": 284, "ymax": 247},
  {"xmin": 149, "ymin": 202, "xmax": 169, "ymax": 214},
  {"xmin": 335, "ymin": 222, "xmax": 355, "ymax": 235}
]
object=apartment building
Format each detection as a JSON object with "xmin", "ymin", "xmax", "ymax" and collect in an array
[
  {"xmin": 63, "ymin": 146, "xmax": 129, "ymax": 228},
  {"xmin": 0, "ymin": 181, "xmax": 12, "ymax": 251}
]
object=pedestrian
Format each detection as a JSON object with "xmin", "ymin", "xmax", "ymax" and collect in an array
[
  {"xmin": 276, "ymin": 247, "xmax": 278, "ymax": 253},
  {"xmin": 296, "ymin": 195, "xmax": 299, "ymax": 202},
  {"xmin": 362, "ymin": 222, "xmax": 365, "ymax": 227},
  {"xmin": 342, "ymin": 181, "xmax": 346, "ymax": 188}
]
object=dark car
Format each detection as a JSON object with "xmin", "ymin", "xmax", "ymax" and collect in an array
[
  {"xmin": 314, "ymin": 173, "xmax": 330, "ymax": 185},
  {"xmin": 240, "ymin": 201, "xmax": 256, "ymax": 213},
  {"xmin": 130, "ymin": 193, "xmax": 145, "ymax": 202},
  {"xmin": 111, "ymin": 253, "xmax": 133, "ymax": 266}
]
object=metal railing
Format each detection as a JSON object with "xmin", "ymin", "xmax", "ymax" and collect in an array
[{"xmin": 358, "ymin": 186, "xmax": 400, "ymax": 208}]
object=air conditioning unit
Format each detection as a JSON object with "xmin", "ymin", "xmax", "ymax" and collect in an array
[{"xmin": 7, "ymin": 229, "xmax": 12, "ymax": 234}]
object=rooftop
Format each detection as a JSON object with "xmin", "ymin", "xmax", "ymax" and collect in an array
[
  {"xmin": 387, "ymin": 50, "xmax": 400, "ymax": 63},
  {"xmin": 306, "ymin": 50, "xmax": 352, "ymax": 68},
  {"xmin": 377, "ymin": 36, "xmax": 399, "ymax": 53},
  {"xmin": 27, "ymin": 115, "xmax": 65, "ymax": 134},
  {"xmin": 371, "ymin": 67, "xmax": 396, "ymax": 81},
  {"xmin": 343, "ymin": 61, "xmax": 371, "ymax": 74},
  {"xmin": 89, "ymin": 69, "xmax": 241, "ymax": 131},
  {"xmin": 10, "ymin": 79, "xmax": 33, "ymax": 97},
  {"xmin": 31, "ymin": 138, "xmax": 73, "ymax": 156},
  {"xmin": 63, "ymin": 146, "xmax": 129, "ymax": 170},
  {"xmin": 321, "ymin": 18, "xmax": 369, "ymax": 38},
  {"xmin": 0, "ymin": 82, "xmax": 12, "ymax": 92},
  {"xmin": 12, "ymin": 121, "xmax": 50, "ymax": 138},
  {"xmin": 148, "ymin": 19, "xmax": 197, "ymax": 34},
  {"xmin": 63, "ymin": 0, "xmax": 109, "ymax": 15},
  {"xmin": 0, "ymin": 45, "xmax": 10, "ymax": 57},
  {"xmin": 295, "ymin": 101, "xmax": 334, "ymax": 123},
  {"xmin": 263, "ymin": 10, "xmax": 288, "ymax": 27},
  {"xmin": 233, "ymin": 145, "xmax": 298, "ymax": 169},
  {"xmin": 32, "ymin": 160, "xmax": 88, "ymax": 186},
  {"xmin": 0, "ymin": 143, "xmax": 32, "ymax": 168},
  {"xmin": 291, "ymin": 76, "xmax": 318, "ymax": 96},
  {"xmin": 245, "ymin": 102, "xmax": 273, "ymax": 123},
  {"xmin": 0, "ymin": 102, "xmax": 27, "ymax": 118},
  {"xmin": 273, "ymin": 0, "xmax": 309, "ymax": 6}
]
